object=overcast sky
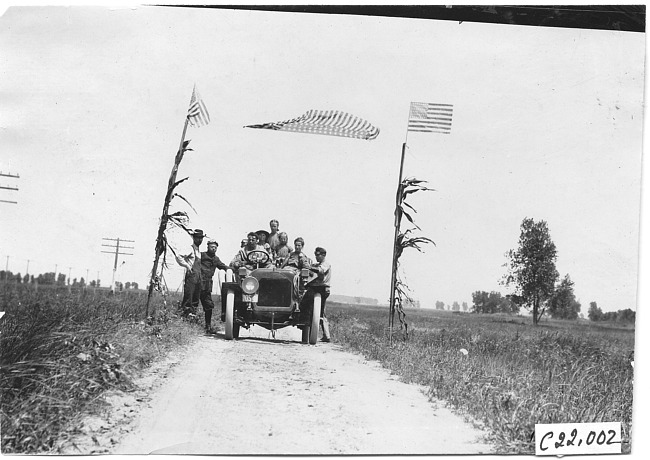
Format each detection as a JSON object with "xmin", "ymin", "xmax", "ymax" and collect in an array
[{"xmin": 0, "ymin": 5, "xmax": 645, "ymax": 313}]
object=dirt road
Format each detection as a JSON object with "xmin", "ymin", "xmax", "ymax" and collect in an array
[{"xmin": 66, "ymin": 325, "xmax": 492, "ymax": 455}]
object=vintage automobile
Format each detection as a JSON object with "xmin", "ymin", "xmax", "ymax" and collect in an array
[{"xmin": 217, "ymin": 250, "xmax": 322, "ymax": 344}]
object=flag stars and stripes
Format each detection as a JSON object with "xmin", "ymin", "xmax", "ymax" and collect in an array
[
  {"xmin": 408, "ymin": 102, "xmax": 453, "ymax": 134},
  {"xmin": 187, "ymin": 85, "xmax": 210, "ymax": 127},
  {"xmin": 245, "ymin": 109, "xmax": 380, "ymax": 140}
]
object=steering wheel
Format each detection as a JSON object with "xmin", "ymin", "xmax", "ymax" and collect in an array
[{"xmin": 245, "ymin": 249, "xmax": 270, "ymax": 265}]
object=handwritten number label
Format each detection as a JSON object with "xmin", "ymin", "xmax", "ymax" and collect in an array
[{"xmin": 535, "ymin": 422, "xmax": 621, "ymax": 455}]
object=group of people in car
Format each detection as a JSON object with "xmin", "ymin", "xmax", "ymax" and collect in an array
[
  {"xmin": 230, "ymin": 226, "xmax": 312, "ymax": 273},
  {"xmin": 174, "ymin": 219, "xmax": 331, "ymax": 341}
]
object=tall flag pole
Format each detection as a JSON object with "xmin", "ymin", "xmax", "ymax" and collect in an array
[
  {"xmin": 146, "ymin": 85, "xmax": 211, "ymax": 316},
  {"xmin": 389, "ymin": 102, "xmax": 453, "ymax": 342}
]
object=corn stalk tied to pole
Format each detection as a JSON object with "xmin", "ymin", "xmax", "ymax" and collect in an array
[
  {"xmin": 388, "ymin": 143, "xmax": 435, "ymax": 343},
  {"xmin": 145, "ymin": 118, "xmax": 196, "ymax": 317}
]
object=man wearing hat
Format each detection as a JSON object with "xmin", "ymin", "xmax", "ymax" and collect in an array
[
  {"xmin": 200, "ymin": 239, "xmax": 229, "ymax": 333},
  {"xmin": 175, "ymin": 229, "xmax": 205, "ymax": 317},
  {"xmin": 309, "ymin": 247, "xmax": 332, "ymax": 342}
]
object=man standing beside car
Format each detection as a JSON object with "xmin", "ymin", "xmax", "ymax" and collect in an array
[
  {"xmin": 200, "ymin": 239, "xmax": 229, "ymax": 333},
  {"xmin": 175, "ymin": 229, "xmax": 205, "ymax": 317},
  {"xmin": 309, "ymin": 247, "xmax": 332, "ymax": 342}
]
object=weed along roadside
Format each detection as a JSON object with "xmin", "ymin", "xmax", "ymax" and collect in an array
[
  {"xmin": 328, "ymin": 302, "xmax": 635, "ymax": 454},
  {"xmin": 0, "ymin": 284, "xmax": 203, "ymax": 454}
]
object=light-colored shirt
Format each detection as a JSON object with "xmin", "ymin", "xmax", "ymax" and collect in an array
[
  {"xmin": 176, "ymin": 244, "xmax": 201, "ymax": 274},
  {"xmin": 230, "ymin": 244, "xmax": 272, "ymax": 269},
  {"xmin": 310, "ymin": 258, "xmax": 331, "ymax": 287}
]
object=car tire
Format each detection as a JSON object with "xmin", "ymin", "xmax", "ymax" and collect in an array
[
  {"xmin": 217, "ymin": 270, "xmax": 226, "ymax": 291},
  {"xmin": 225, "ymin": 289, "xmax": 236, "ymax": 340},
  {"xmin": 309, "ymin": 293, "xmax": 322, "ymax": 345}
]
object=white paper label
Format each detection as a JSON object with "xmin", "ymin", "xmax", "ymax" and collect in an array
[{"xmin": 535, "ymin": 422, "xmax": 622, "ymax": 455}]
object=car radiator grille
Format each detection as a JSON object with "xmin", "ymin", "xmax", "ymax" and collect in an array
[{"xmin": 258, "ymin": 278, "xmax": 292, "ymax": 307}]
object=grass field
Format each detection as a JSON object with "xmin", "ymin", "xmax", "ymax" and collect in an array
[
  {"xmin": 0, "ymin": 283, "xmax": 200, "ymax": 454},
  {"xmin": 1, "ymin": 284, "xmax": 636, "ymax": 454},
  {"xmin": 327, "ymin": 303, "xmax": 635, "ymax": 454}
]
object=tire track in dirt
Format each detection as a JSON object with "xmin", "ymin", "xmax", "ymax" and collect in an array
[{"xmin": 70, "ymin": 325, "xmax": 492, "ymax": 455}]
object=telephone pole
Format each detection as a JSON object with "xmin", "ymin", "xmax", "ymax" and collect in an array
[
  {"xmin": 0, "ymin": 172, "xmax": 19, "ymax": 204},
  {"xmin": 101, "ymin": 237, "xmax": 134, "ymax": 293}
]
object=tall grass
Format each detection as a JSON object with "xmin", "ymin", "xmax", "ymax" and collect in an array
[
  {"xmin": 0, "ymin": 283, "xmax": 200, "ymax": 454},
  {"xmin": 329, "ymin": 304, "xmax": 634, "ymax": 454}
]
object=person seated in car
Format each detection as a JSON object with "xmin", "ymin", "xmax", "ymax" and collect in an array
[
  {"xmin": 281, "ymin": 237, "xmax": 311, "ymax": 273},
  {"xmin": 256, "ymin": 230, "xmax": 273, "ymax": 260},
  {"xmin": 230, "ymin": 232, "xmax": 272, "ymax": 273},
  {"xmin": 273, "ymin": 232, "xmax": 292, "ymax": 267}
]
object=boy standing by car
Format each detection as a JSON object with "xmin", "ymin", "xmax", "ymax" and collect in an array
[{"xmin": 309, "ymin": 247, "xmax": 332, "ymax": 342}]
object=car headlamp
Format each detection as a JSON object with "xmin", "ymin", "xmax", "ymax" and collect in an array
[{"xmin": 242, "ymin": 277, "xmax": 259, "ymax": 295}]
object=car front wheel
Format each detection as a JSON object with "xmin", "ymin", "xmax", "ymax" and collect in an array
[
  {"xmin": 309, "ymin": 293, "xmax": 322, "ymax": 345},
  {"xmin": 225, "ymin": 289, "xmax": 236, "ymax": 340}
]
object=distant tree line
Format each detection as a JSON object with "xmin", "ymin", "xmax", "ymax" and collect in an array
[
  {"xmin": 434, "ymin": 300, "xmax": 469, "ymax": 312},
  {"xmin": 471, "ymin": 291, "xmax": 520, "ymax": 314},
  {"xmin": 587, "ymin": 301, "xmax": 635, "ymax": 323},
  {"xmin": 1, "ymin": 270, "xmax": 139, "ymax": 290},
  {"xmin": 471, "ymin": 278, "xmax": 582, "ymax": 319},
  {"xmin": 452, "ymin": 217, "xmax": 636, "ymax": 324}
]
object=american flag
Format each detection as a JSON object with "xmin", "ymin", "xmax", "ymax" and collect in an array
[
  {"xmin": 187, "ymin": 85, "xmax": 210, "ymax": 127},
  {"xmin": 245, "ymin": 109, "xmax": 380, "ymax": 140},
  {"xmin": 408, "ymin": 102, "xmax": 453, "ymax": 134}
]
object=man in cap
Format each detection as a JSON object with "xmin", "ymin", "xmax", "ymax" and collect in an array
[
  {"xmin": 200, "ymin": 239, "xmax": 229, "ymax": 333},
  {"xmin": 175, "ymin": 229, "xmax": 205, "ymax": 317},
  {"xmin": 308, "ymin": 247, "xmax": 332, "ymax": 342}
]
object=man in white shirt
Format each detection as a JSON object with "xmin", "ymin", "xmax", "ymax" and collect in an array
[
  {"xmin": 230, "ymin": 232, "xmax": 272, "ymax": 273},
  {"xmin": 175, "ymin": 229, "xmax": 205, "ymax": 317},
  {"xmin": 309, "ymin": 247, "xmax": 332, "ymax": 342}
]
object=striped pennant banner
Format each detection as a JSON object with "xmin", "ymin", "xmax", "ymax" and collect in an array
[
  {"xmin": 187, "ymin": 85, "xmax": 210, "ymax": 127},
  {"xmin": 245, "ymin": 109, "xmax": 380, "ymax": 140},
  {"xmin": 408, "ymin": 102, "xmax": 453, "ymax": 134}
]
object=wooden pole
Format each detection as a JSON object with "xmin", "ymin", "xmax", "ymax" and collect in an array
[
  {"xmin": 388, "ymin": 142, "xmax": 407, "ymax": 344},
  {"xmin": 110, "ymin": 239, "xmax": 120, "ymax": 294},
  {"xmin": 146, "ymin": 116, "xmax": 190, "ymax": 317}
]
